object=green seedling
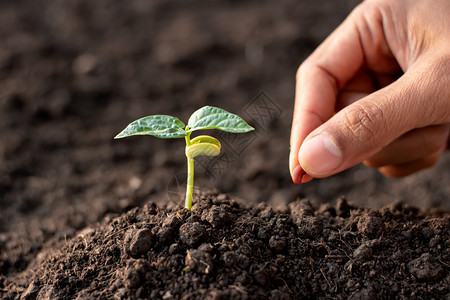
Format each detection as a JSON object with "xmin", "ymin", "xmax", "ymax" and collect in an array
[{"xmin": 114, "ymin": 106, "xmax": 254, "ymax": 210}]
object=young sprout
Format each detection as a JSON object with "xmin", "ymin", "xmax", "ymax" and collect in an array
[{"xmin": 114, "ymin": 106, "xmax": 254, "ymax": 210}]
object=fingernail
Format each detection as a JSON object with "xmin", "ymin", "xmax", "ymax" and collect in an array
[
  {"xmin": 299, "ymin": 135, "xmax": 342, "ymax": 175},
  {"xmin": 292, "ymin": 165, "xmax": 305, "ymax": 184}
]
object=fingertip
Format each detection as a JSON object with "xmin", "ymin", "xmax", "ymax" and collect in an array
[
  {"xmin": 292, "ymin": 165, "xmax": 305, "ymax": 184},
  {"xmin": 301, "ymin": 173, "xmax": 314, "ymax": 183},
  {"xmin": 292, "ymin": 165, "xmax": 314, "ymax": 184},
  {"xmin": 299, "ymin": 134, "xmax": 343, "ymax": 177}
]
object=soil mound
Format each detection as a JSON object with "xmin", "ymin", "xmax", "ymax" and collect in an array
[{"xmin": 3, "ymin": 194, "xmax": 448, "ymax": 299}]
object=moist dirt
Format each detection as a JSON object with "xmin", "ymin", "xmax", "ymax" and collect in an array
[
  {"xmin": 0, "ymin": 1, "xmax": 449, "ymax": 299},
  {"xmin": 3, "ymin": 194, "xmax": 449, "ymax": 299}
]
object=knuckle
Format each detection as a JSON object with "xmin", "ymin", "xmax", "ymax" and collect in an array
[
  {"xmin": 339, "ymin": 102, "xmax": 386, "ymax": 145},
  {"xmin": 352, "ymin": 0, "xmax": 389, "ymax": 17},
  {"xmin": 430, "ymin": 57, "xmax": 450, "ymax": 123},
  {"xmin": 414, "ymin": 55, "xmax": 450, "ymax": 125},
  {"xmin": 296, "ymin": 61, "xmax": 310, "ymax": 82}
]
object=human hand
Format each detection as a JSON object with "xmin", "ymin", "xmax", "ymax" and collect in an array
[{"xmin": 290, "ymin": 0, "xmax": 450, "ymax": 184}]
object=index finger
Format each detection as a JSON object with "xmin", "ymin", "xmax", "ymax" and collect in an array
[{"xmin": 289, "ymin": 9, "xmax": 365, "ymax": 183}]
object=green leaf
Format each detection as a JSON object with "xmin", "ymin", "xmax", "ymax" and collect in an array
[
  {"xmin": 114, "ymin": 115, "xmax": 187, "ymax": 139},
  {"xmin": 187, "ymin": 106, "xmax": 254, "ymax": 133}
]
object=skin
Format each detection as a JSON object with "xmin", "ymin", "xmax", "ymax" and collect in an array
[{"xmin": 290, "ymin": 0, "xmax": 450, "ymax": 184}]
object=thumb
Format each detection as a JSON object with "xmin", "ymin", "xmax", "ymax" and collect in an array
[{"xmin": 298, "ymin": 58, "xmax": 450, "ymax": 178}]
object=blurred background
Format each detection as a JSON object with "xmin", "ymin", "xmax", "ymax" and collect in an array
[{"xmin": 1, "ymin": 0, "xmax": 449, "ymax": 273}]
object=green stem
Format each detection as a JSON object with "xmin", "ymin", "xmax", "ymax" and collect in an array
[
  {"xmin": 185, "ymin": 157, "xmax": 194, "ymax": 210},
  {"xmin": 184, "ymin": 130, "xmax": 194, "ymax": 210}
]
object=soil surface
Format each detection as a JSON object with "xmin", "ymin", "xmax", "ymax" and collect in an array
[
  {"xmin": 3, "ymin": 194, "xmax": 450, "ymax": 299},
  {"xmin": 0, "ymin": 0, "xmax": 449, "ymax": 299}
]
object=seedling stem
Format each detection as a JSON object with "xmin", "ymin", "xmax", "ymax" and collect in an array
[{"xmin": 115, "ymin": 106, "xmax": 254, "ymax": 210}]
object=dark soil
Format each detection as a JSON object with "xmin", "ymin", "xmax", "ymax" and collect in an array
[
  {"xmin": 3, "ymin": 194, "xmax": 449, "ymax": 299},
  {"xmin": 0, "ymin": 0, "xmax": 449, "ymax": 299}
]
